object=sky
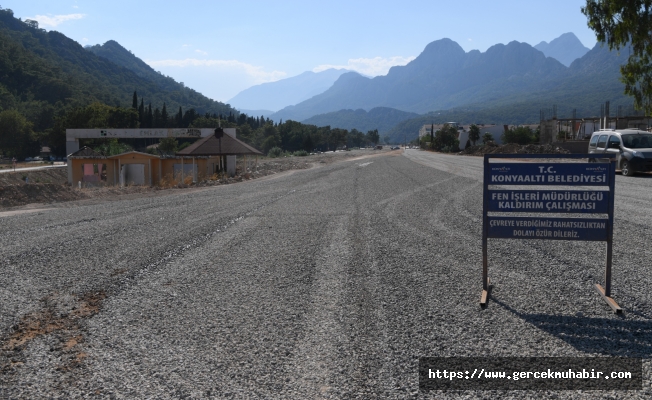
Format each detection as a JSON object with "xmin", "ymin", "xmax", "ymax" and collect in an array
[{"xmin": 7, "ymin": 1, "xmax": 598, "ymax": 104}]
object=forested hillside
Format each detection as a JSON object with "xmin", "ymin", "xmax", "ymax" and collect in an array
[
  {"xmin": 0, "ymin": 7, "xmax": 236, "ymax": 158},
  {"xmin": 302, "ymin": 107, "xmax": 419, "ymax": 135}
]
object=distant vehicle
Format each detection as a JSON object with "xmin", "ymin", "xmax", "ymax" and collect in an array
[
  {"xmin": 588, "ymin": 129, "xmax": 652, "ymax": 176},
  {"xmin": 375, "ymin": 145, "xmax": 383, "ymax": 150},
  {"xmin": 24, "ymin": 157, "xmax": 33, "ymax": 161},
  {"xmin": 33, "ymin": 156, "xmax": 43, "ymax": 161}
]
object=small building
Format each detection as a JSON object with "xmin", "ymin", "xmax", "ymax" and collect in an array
[
  {"xmin": 67, "ymin": 147, "xmax": 221, "ymax": 187},
  {"xmin": 67, "ymin": 128, "xmax": 263, "ymax": 187},
  {"xmin": 176, "ymin": 128, "xmax": 262, "ymax": 177}
]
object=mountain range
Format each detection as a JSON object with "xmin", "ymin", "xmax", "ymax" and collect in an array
[
  {"xmin": 302, "ymin": 107, "xmax": 419, "ymax": 134},
  {"xmin": 269, "ymin": 36, "xmax": 628, "ymax": 125},
  {"xmin": 380, "ymin": 40, "xmax": 630, "ymax": 143},
  {"xmin": 227, "ymin": 69, "xmax": 350, "ymax": 113}
]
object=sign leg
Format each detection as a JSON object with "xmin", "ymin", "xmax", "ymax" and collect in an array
[
  {"xmin": 480, "ymin": 237, "xmax": 490, "ymax": 307},
  {"xmin": 595, "ymin": 239, "xmax": 621, "ymax": 313}
]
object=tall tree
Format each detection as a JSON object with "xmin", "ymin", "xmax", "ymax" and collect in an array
[
  {"xmin": 138, "ymin": 99, "xmax": 145, "ymax": 126},
  {"xmin": 433, "ymin": 124, "xmax": 460, "ymax": 152},
  {"xmin": 469, "ymin": 124, "xmax": 480, "ymax": 145},
  {"xmin": 582, "ymin": 1, "xmax": 652, "ymax": 113},
  {"xmin": 153, "ymin": 107, "xmax": 161, "ymax": 128},
  {"xmin": 0, "ymin": 110, "xmax": 37, "ymax": 159},
  {"xmin": 132, "ymin": 91, "xmax": 138, "ymax": 110},
  {"xmin": 147, "ymin": 103, "xmax": 153, "ymax": 128},
  {"xmin": 177, "ymin": 106, "xmax": 183, "ymax": 127},
  {"xmin": 161, "ymin": 103, "xmax": 168, "ymax": 127}
]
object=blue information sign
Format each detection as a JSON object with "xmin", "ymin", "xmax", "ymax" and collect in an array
[
  {"xmin": 481, "ymin": 154, "xmax": 619, "ymax": 311},
  {"xmin": 488, "ymin": 190, "xmax": 609, "ymax": 213},
  {"xmin": 487, "ymin": 216, "xmax": 608, "ymax": 241},
  {"xmin": 488, "ymin": 162, "xmax": 610, "ymax": 186}
]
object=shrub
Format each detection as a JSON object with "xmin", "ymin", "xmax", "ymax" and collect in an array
[
  {"xmin": 268, "ymin": 147, "xmax": 282, "ymax": 158},
  {"xmin": 293, "ymin": 150, "xmax": 308, "ymax": 157},
  {"xmin": 502, "ymin": 126, "xmax": 535, "ymax": 145}
]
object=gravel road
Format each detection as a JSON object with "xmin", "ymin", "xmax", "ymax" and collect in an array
[{"xmin": 1, "ymin": 149, "xmax": 651, "ymax": 399}]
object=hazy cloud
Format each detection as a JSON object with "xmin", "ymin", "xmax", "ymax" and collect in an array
[
  {"xmin": 195, "ymin": 49, "xmax": 208, "ymax": 56},
  {"xmin": 313, "ymin": 56, "xmax": 416, "ymax": 76},
  {"xmin": 30, "ymin": 13, "xmax": 85, "ymax": 28},
  {"xmin": 147, "ymin": 58, "xmax": 286, "ymax": 83}
]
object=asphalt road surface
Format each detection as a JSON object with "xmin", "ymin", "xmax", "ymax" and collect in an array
[{"xmin": 1, "ymin": 150, "xmax": 651, "ymax": 399}]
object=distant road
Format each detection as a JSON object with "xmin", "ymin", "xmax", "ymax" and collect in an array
[{"xmin": 1, "ymin": 150, "xmax": 650, "ymax": 398}]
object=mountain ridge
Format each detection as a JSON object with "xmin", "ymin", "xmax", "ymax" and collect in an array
[
  {"xmin": 302, "ymin": 107, "xmax": 419, "ymax": 134},
  {"xmin": 270, "ymin": 38, "xmax": 571, "ymax": 122},
  {"xmin": 534, "ymin": 32, "xmax": 590, "ymax": 67},
  {"xmin": 227, "ymin": 68, "xmax": 351, "ymax": 112}
]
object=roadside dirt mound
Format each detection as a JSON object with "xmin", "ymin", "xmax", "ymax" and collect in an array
[
  {"xmin": 0, "ymin": 167, "xmax": 68, "ymax": 186},
  {"xmin": 0, "ymin": 184, "xmax": 88, "ymax": 208},
  {"xmin": 1, "ymin": 151, "xmax": 375, "ymax": 209},
  {"xmin": 459, "ymin": 142, "xmax": 570, "ymax": 156}
]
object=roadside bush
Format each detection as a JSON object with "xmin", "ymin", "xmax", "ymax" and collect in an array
[
  {"xmin": 293, "ymin": 150, "xmax": 308, "ymax": 157},
  {"xmin": 158, "ymin": 174, "xmax": 179, "ymax": 188},
  {"xmin": 482, "ymin": 133, "xmax": 494, "ymax": 144},
  {"xmin": 268, "ymin": 147, "xmax": 282, "ymax": 158},
  {"xmin": 502, "ymin": 126, "xmax": 535, "ymax": 145}
]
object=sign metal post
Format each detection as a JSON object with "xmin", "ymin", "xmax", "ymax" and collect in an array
[{"xmin": 481, "ymin": 153, "xmax": 620, "ymax": 313}]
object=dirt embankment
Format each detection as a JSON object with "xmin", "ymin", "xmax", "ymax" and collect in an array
[
  {"xmin": 458, "ymin": 142, "xmax": 571, "ymax": 156},
  {"xmin": 0, "ymin": 150, "xmax": 382, "ymax": 210},
  {"xmin": 0, "ymin": 168, "xmax": 88, "ymax": 208}
]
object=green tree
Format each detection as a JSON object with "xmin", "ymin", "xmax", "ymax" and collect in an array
[
  {"xmin": 158, "ymin": 137, "xmax": 178, "ymax": 154},
  {"xmin": 582, "ymin": 1, "xmax": 652, "ymax": 113},
  {"xmin": 365, "ymin": 129, "xmax": 379, "ymax": 145},
  {"xmin": 161, "ymin": 103, "xmax": 168, "ymax": 127},
  {"xmin": 0, "ymin": 109, "xmax": 37, "ymax": 159},
  {"xmin": 138, "ymin": 99, "xmax": 145, "ymax": 126},
  {"xmin": 147, "ymin": 103, "xmax": 153, "ymax": 128},
  {"xmin": 419, "ymin": 134, "xmax": 432, "ymax": 149},
  {"xmin": 48, "ymin": 103, "xmax": 138, "ymax": 155},
  {"xmin": 482, "ymin": 132, "xmax": 495, "ymax": 144},
  {"xmin": 468, "ymin": 124, "xmax": 480, "ymax": 145},
  {"xmin": 502, "ymin": 126, "xmax": 535, "ymax": 145},
  {"xmin": 303, "ymin": 133, "xmax": 314, "ymax": 152},
  {"xmin": 132, "ymin": 91, "xmax": 138, "ymax": 110},
  {"xmin": 94, "ymin": 138, "xmax": 133, "ymax": 156},
  {"xmin": 433, "ymin": 124, "xmax": 460, "ymax": 152}
]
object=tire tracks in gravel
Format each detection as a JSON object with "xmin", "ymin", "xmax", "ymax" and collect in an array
[{"xmin": 0, "ymin": 186, "xmax": 302, "ymax": 387}]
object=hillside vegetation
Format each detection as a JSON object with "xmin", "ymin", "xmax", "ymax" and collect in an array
[
  {"xmin": 0, "ymin": 7, "xmax": 236, "ymax": 157},
  {"xmin": 302, "ymin": 107, "xmax": 419, "ymax": 135}
]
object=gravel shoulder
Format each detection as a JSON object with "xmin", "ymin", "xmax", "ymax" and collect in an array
[{"xmin": 1, "ymin": 149, "xmax": 650, "ymax": 398}]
